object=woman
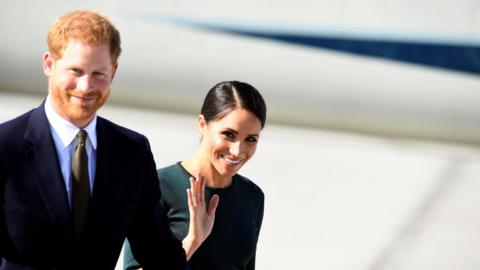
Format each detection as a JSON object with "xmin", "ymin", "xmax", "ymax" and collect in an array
[{"xmin": 124, "ymin": 81, "xmax": 266, "ymax": 269}]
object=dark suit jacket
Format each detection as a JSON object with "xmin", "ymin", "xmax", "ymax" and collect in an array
[{"xmin": 0, "ymin": 102, "xmax": 187, "ymax": 270}]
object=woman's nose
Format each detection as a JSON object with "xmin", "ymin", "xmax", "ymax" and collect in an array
[{"xmin": 229, "ymin": 141, "xmax": 241, "ymax": 156}]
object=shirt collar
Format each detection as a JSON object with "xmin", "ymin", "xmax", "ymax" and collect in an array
[{"xmin": 44, "ymin": 95, "xmax": 98, "ymax": 150}]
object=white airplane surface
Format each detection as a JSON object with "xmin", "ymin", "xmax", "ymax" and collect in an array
[{"xmin": 1, "ymin": 0, "xmax": 480, "ymax": 144}]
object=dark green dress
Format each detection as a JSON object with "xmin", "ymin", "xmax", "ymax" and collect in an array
[{"xmin": 124, "ymin": 162, "xmax": 264, "ymax": 270}]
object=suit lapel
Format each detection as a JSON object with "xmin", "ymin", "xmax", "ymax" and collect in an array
[
  {"xmin": 89, "ymin": 117, "xmax": 120, "ymax": 219},
  {"xmin": 82, "ymin": 117, "xmax": 125, "ymax": 248},
  {"xmin": 24, "ymin": 102, "xmax": 72, "ymax": 239},
  {"xmin": 91, "ymin": 117, "xmax": 112, "ymax": 206}
]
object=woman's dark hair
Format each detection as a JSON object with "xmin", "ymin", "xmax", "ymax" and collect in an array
[{"xmin": 201, "ymin": 81, "xmax": 267, "ymax": 128}]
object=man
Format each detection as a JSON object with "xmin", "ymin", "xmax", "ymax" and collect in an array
[{"xmin": 0, "ymin": 10, "xmax": 210, "ymax": 270}]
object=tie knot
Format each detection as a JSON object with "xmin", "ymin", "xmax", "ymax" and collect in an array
[{"xmin": 76, "ymin": 130, "xmax": 87, "ymax": 145}]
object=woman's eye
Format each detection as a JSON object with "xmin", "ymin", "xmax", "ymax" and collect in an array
[
  {"xmin": 246, "ymin": 136, "xmax": 258, "ymax": 143},
  {"xmin": 223, "ymin": 131, "xmax": 234, "ymax": 139}
]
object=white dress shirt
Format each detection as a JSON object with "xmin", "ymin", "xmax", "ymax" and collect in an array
[{"xmin": 44, "ymin": 95, "xmax": 97, "ymax": 207}]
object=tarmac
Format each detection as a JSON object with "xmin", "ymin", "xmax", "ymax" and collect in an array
[{"xmin": 1, "ymin": 91, "xmax": 479, "ymax": 270}]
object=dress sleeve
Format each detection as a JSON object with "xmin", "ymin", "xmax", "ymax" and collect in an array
[{"xmin": 256, "ymin": 192, "xmax": 265, "ymax": 237}]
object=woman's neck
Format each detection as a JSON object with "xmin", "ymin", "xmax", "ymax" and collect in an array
[{"xmin": 182, "ymin": 150, "xmax": 232, "ymax": 188}]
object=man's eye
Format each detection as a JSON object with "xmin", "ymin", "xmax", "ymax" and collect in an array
[
  {"xmin": 70, "ymin": 68, "xmax": 81, "ymax": 75},
  {"xmin": 93, "ymin": 72, "xmax": 106, "ymax": 78}
]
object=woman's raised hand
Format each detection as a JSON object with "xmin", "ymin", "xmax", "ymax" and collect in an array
[{"xmin": 182, "ymin": 173, "xmax": 219, "ymax": 260}]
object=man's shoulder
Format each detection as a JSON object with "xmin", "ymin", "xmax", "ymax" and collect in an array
[
  {"xmin": 0, "ymin": 109, "xmax": 36, "ymax": 160},
  {"xmin": 0, "ymin": 109, "xmax": 35, "ymax": 137},
  {"xmin": 97, "ymin": 116, "xmax": 148, "ymax": 145}
]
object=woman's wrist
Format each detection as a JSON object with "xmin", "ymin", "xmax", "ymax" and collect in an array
[{"xmin": 182, "ymin": 233, "xmax": 200, "ymax": 260}]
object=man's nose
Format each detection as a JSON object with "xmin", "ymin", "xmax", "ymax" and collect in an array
[{"xmin": 77, "ymin": 75, "xmax": 93, "ymax": 92}]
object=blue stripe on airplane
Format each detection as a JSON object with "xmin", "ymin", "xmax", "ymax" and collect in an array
[
  {"xmin": 134, "ymin": 13, "xmax": 480, "ymax": 75},
  {"xmin": 225, "ymin": 29, "xmax": 480, "ymax": 75}
]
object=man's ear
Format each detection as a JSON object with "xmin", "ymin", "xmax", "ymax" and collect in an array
[{"xmin": 43, "ymin": 51, "xmax": 55, "ymax": 76}]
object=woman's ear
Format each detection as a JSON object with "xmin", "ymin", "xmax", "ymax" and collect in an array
[{"xmin": 198, "ymin": 115, "xmax": 206, "ymax": 134}]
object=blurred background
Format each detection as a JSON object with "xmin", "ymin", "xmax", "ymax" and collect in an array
[{"xmin": 1, "ymin": 1, "xmax": 479, "ymax": 269}]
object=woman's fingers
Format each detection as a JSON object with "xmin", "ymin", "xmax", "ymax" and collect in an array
[
  {"xmin": 186, "ymin": 188, "xmax": 194, "ymax": 211},
  {"xmin": 191, "ymin": 173, "xmax": 207, "ymax": 205},
  {"xmin": 208, "ymin": 194, "xmax": 219, "ymax": 217},
  {"xmin": 189, "ymin": 177, "xmax": 197, "ymax": 207},
  {"xmin": 188, "ymin": 174, "xmax": 219, "ymax": 223},
  {"xmin": 198, "ymin": 173, "xmax": 206, "ymax": 203}
]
